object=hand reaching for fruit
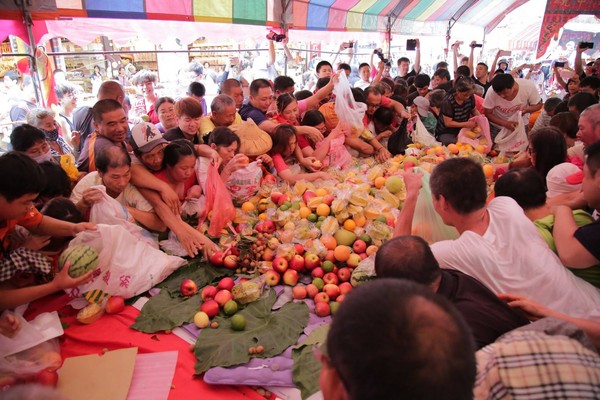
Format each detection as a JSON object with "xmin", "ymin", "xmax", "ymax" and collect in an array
[{"xmin": 0, "ymin": 311, "xmax": 21, "ymax": 338}]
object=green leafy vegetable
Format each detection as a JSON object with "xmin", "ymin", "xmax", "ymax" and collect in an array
[
  {"xmin": 194, "ymin": 290, "xmax": 309, "ymax": 374},
  {"xmin": 292, "ymin": 324, "xmax": 330, "ymax": 400},
  {"xmin": 131, "ymin": 290, "xmax": 202, "ymax": 333}
]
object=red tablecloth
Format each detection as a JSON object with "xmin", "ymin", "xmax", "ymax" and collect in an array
[{"xmin": 24, "ymin": 293, "xmax": 266, "ymax": 400}]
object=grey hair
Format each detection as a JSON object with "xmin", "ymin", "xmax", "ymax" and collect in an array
[
  {"xmin": 26, "ymin": 108, "xmax": 54, "ymax": 127},
  {"xmin": 211, "ymin": 94, "xmax": 236, "ymax": 113}
]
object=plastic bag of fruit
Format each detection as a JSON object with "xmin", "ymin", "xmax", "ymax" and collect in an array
[
  {"xmin": 232, "ymin": 275, "xmax": 269, "ymax": 304},
  {"xmin": 0, "ymin": 336, "xmax": 61, "ymax": 386},
  {"xmin": 333, "ymin": 73, "xmax": 367, "ymax": 138},
  {"xmin": 226, "ymin": 161, "xmax": 263, "ymax": 206},
  {"xmin": 457, "ymin": 115, "xmax": 492, "ymax": 153}
]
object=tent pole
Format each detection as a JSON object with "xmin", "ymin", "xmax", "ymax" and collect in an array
[{"xmin": 21, "ymin": 1, "xmax": 42, "ymax": 105}]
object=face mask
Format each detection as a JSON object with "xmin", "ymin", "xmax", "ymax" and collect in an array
[
  {"xmin": 43, "ymin": 128, "xmax": 60, "ymax": 142},
  {"xmin": 33, "ymin": 150, "xmax": 54, "ymax": 163}
]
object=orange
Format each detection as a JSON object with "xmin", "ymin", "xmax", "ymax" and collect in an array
[
  {"xmin": 475, "ymin": 145, "xmax": 487, "ymax": 154},
  {"xmin": 343, "ymin": 219, "xmax": 356, "ymax": 231},
  {"xmin": 354, "ymin": 214, "xmax": 366, "ymax": 227},
  {"xmin": 315, "ymin": 188, "xmax": 328, "ymax": 197},
  {"xmin": 316, "ymin": 203, "xmax": 331, "ymax": 217},
  {"xmin": 482, "ymin": 164, "xmax": 494, "ymax": 178},
  {"xmin": 299, "ymin": 206, "xmax": 312, "ymax": 219},
  {"xmin": 373, "ymin": 176, "xmax": 386, "ymax": 189},
  {"xmin": 258, "ymin": 212, "xmax": 267, "ymax": 221},
  {"xmin": 334, "ymin": 245, "xmax": 352, "ymax": 262},
  {"xmin": 320, "ymin": 235, "xmax": 337, "ymax": 250},
  {"xmin": 447, "ymin": 143, "xmax": 459, "ymax": 154},
  {"xmin": 241, "ymin": 202, "xmax": 255, "ymax": 212}
]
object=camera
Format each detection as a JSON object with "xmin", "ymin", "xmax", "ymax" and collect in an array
[
  {"xmin": 349, "ymin": 41, "xmax": 354, "ymax": 49},
  {"xmin": 266, "ymin": 31, "xmax": 286, "ymax": 42},
  {"xmin": 374, "ymin": 49, "xmax": 388, "ymax": 64},
  {"xmin": 580, "ymin": 42, "xmax": 594, "ymax": 49},
  {"xmin": 406, "ymin": 39, "xmax": 417, "ymax": 51},
  {"xmin": 554, "ymin": 61, "xmax": 565, "ymax": 68},
  {"xmin": 472, "ymin": 43, "xmax": 483, "ymax": 48}
]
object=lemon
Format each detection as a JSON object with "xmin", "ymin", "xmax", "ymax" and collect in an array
[{"xmin": 231, "ymin": 314, "xmax": 247, "ymax": 331}]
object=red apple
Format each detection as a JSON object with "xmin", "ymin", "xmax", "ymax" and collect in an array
[
  {"xmin": 271, "ymin": 191, "xmax": 283, "ymax": 204},
  {"xmin": 325, "ymin": 250, "xmax": 336, "ymax": 262},
  {"xmin": 339, "ymin": 282, "xmax": 353, "ymax": 295},
  {"xmin": 359, "ymin": 253, "xmax": 368, "ymax": 260},
  {"xmin": 201, "ymin": 285, "xmax": 218, "ymax": 300},
  {"xmin": 217, "ymin": 277, "xmax": 235, "ymax": 291},
  {"xmin": 366, "ymin": 245, "xmax": 378, "ymax": 256},
  {"xmin": 346, "ymin": 253, "xmax": 362, "ymax": 268},
  {"xmin": 322, "ymin": 283, "xmax": 341, "ymax": 300},
  {"xmin": 200, "ymin": 299, "xmax": 220, "ymax": 318},
  {"xmin": 387, "ymin": 218, "xmax": 395, "ymax": 227},
  {"xmin": 323, "ymin": 272, "xmax": 339, "ymax": 285},
  {"xmin": 306, "ymin": 283, "xmax": 319, "ymax": 298},
  {"xmin": 289, "ymin": 254, "xmax": 305, "ymax": 272},
  {"xmin": 315, "ymin": 302, "xmax": 331, "ymax": 317},
  {"xmin": 223, "ymin": 255, "xmax": 238, "ymax": 270},
  {"xmin": 105, "ymin": 296, "xmax": 125, "ymax": 314},
  {"xmin": 180, "ymin": 279, "xmax": 198, "ymax": 297},
  {"xmin": 314, "ymin": 292, "xmax": 330, "ymax": 304},
  {"xmin": 35, "ymin": 369, "xmax": 58, "ymax": 387},
  {"xmin": 214, "ymin": 290, "xmax": 233, "ymax": 306},
  {"xmin": 337, "ymin": 267, "xmax": 352, "ymax": 282},
  {"xmin": 239, "ymin": 277, "xmax": 249, "ymax": 283},
  {"xmin": 336, "ymin": 294, "xmax": 346, "ymax": 303},
  {"xmin": 404, "ymin": 161, "xmax": 415, "ymax": 170},
  {"xmin": 292, "ymin": 285, "xmax": 307, "ymax": 299},
  {"xmin": 304, "ymin": 253, "xmax": 321, "ymax": 270},
  {"xmin": 277, "ymin": 195, "xmax": 290, "ymax": 206},
  {"xmin": 264, "ymin": 269, "xmax": 280, "ymax": 286},
  {"xmin": 302, "ymin": 190, "xmax": 316, "ymax": 204},
  {"xmin": 352, "ymin": 239, "xmax": 367, "ymax": 254},
  {"xmin": 210, "ymin": 251, "xmax": 225, "ymax": 266},
  {"xmin": 322, "ymin": 194, "xmax": 334, "ymax": 206},
  {"xmin": 311, "ymin": 266, "xmax": 324, "ymax": 279},
  {"xmin": 262, "ymin": 220, "xmax": 276, "ymax": 234},
  {"xmin": 272, "ymin": 256, "xmax": 289, "ymax": 273},
  {"xmin": 294, "ymin": 243, "xmax": 305, "ymax": 255},
  {"xmin": 229, "ymin": 246, "xmax": 241, "ymax": 256},
  {"xmin": 283, "ymin": 269, "xmax": 299, "ymax": 286}
]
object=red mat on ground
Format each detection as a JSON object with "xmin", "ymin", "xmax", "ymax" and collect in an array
[{"xmin": 24, "ymin": 293, "xmax": 265, "ymax": 400}]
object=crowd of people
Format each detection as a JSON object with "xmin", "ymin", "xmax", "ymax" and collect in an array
[{"xmin": 0, "ymin": 35, "xmax": 599, "ymax": 399}]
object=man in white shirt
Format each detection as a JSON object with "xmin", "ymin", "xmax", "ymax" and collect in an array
[
  {"xmin": 394, "ymin": 158, "xmax": 600, "ymax": 322},
  {"xmin": 483, "ymin": 74, "xmax": 542, "ymax": 138},
  {"xmin": 71, "ymin": 145, "xmax": 165, "ymax": 232}
]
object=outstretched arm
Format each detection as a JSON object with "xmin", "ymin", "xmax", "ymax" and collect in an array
[
  {"xmin": 393, "ymin": 170, "xmax": 423, "ymax": 236},
  {"xmin": 413, "ymin": 39, "xmax": 421, "ymax": 74}
]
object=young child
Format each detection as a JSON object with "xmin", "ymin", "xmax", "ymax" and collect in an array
[{"xmin": 0, "ymin": 152, "xmax": 95, "ymax": 316}]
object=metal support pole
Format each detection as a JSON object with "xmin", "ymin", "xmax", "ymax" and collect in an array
[{"xmin": 21, "ymin": 2, "xmax": 42, "ymax": 105}]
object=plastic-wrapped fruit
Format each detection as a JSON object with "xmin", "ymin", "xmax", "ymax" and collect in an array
[
  {"xmin": 349, "ymin": 191, "xmax": 369, "ymax": 207},
  {"xmin": 320, "ymin": 216, "xmax": 340, "ymax": 236},
  {"xmin": 77, "ymin": 303, "xmax": 104, "ymax": 324}
]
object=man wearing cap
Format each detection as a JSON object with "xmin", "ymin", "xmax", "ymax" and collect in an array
[
  {"xmin": 70, "ymin": 145, "xmax": 165, "ymax": 232},
  {"xmin": 199, "ymin": 94, "xmax": 243, "ymax": 138},
  {"xmin": 76, "ymin": 99, "xmax": 129, "ymax": 173},
  {"xmin": 127, "ymin": 122, "xmax": 220, "ymax": 259}
]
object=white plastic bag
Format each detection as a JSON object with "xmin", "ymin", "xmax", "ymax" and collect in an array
[
  {"xmin": 333, "ymin": 72, "xmax": 367, "ymax": 137},
  {"xmin": 88, "ymin": 185, "xmax": 158, "ymax": 249},
  {"xmin": 63, "ymin": 224, "xmax": 186, "ymax": 298},
  {"xmin": 494, "ymin": 111, "xmax": 528, "ymax": 153},
  {"xmin": 411, "ymin": 116, "xmax": 440, "ymax": 147},
  {"xmin": 226, "ymin": 161, "xmax": 263, "ymax": 205}
]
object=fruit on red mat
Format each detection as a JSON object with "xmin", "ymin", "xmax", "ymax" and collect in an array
[
  {"xmin": 329, "ymin": 301, "xmax": 341, "ymax": 315},
  {"xmin": 209, "ymin": 251, "xmax": 225, "ymax": 266},
  {"xmin": 105, "ymin": 296, "xmax": 125, "ymax": 314},
  {"xmin": 223, "ymin": 300, "xmax": 238, "ymax": 316},
  {"xmin": 315, "ymin": 301, "xmax": 331, "ymax": 317},
  {"xmin": 323, "ymin": 283, "xmax": 340, "ymax": 300},
  {"xmin": 306, "ymin": 283, "xmax": 319, "ymax": 298},
  {"xmin": 322, "ymin": 260, "xmax": 335, "ymax": 273},
  {"xmin": 323, "ymin": 272, "xmax": 339, "ymax": 285},
  {"xmin": 339, "ymin": 282, "xmax": 353, "ymax": 295},
  {"xmin": 312, "ymin": 277, "xmax": 325, "ymax": 290},
  {"xmin": 272, "ymin": 256, "xmax": 289, "ymax": 274},
  {"xmin": 283, "ymin": 269, "xmax": 299, "ymax": 286},
  {"xmin": 264, "ymin": 269, "xmax": 281, "ymax": 286},
  {"xmin": 58, "ymin": 244, "xmax": 99, "ymax": 278},
  {"xmin": 314, "ymin": 292, "xmax": 330, "ymax": 304},
  {"xmin": 311, "ymin": 266, "xmax": 324, "ymax": 279},
  {"xmin": 201, "ymin": 285, "xmax": 218, "ymax": 300},
  {"xmin": 200, "ymin": 299, "xmax": 220, "ymax": 318},
  {"xmin": 337, "ymin": 267, "xmax": 352, "ymax": 282},
  {"xmin": 0, "ymin": 375, "xmax": 17, "ymax": 390},
  {"xmin": 294, "ymin": 243, "xmax": 305, "ymax": 255},
  {"xmin": 346, "ymin": 253, "xmax": 362, "ymax": 268},
  {"xmin": 292, "ymin": 285, "xmax": 307, "ymax": 299},
  {"xmin": 304, "ymin": 253, "xmax": 321, "ymax": 270},
  {"xmin": 289, "ymin": 254, "xmax": 305, "ymax": 272},
  {"xmin": 77, "ymin": 303, "xmax": 104, "ymax": 324},
  {"xmin": 194, "ymin": 311, "xmax": 210, "ymax": 328},
  {"xmin": 217, "ymin": 277, "xmax": 235, "ymax": 291},
  {"xmin": 180, "ymin": 279, "xmax": 199, "ymax": 297},
  {"xmin": 215, "ymin": 290, "xmax": 233, "ymax": 306},
  {"xmin": 35, "ymin": 369, "xmax": 59, "ymax": 387},
  {"xmin": 352, "ymin": 239, "xmax": 367, "ymax": 254},
  {"xmin": 223, "ymin": 255, "xmax": 238, "ymax": 270}
]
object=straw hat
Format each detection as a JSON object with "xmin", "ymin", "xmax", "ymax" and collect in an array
[{"xmin": 233, "ymin": 118, "xmax": 272, "ymax": 156}]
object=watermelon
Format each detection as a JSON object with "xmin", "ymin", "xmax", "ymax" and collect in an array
[{"xmin": 58, "ymin": 245, "xmax": 99, "ymax": 278}]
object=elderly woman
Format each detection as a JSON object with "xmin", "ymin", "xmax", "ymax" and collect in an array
[
  {"xmin": 131, "ymin": 69, "xmax": 159, "ymax": 124},
  {"xmin": 27, "ymin": 108, "xmax": 73, "ymax": 156},
  {"xmin": 154, "ymin": 97, "xmax": 177, "ymax": 133}
]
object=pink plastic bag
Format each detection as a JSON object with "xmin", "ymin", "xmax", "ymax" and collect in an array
[
  {"xmin": 198, "ymin": 162, "xmax": 236, "ymax": 237},
  {"xmin": 457, "ymin": 115, "xmax": 492, "ymax": 153}
]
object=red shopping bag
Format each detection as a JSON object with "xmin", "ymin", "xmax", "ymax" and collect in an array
[{"xmin": 198, "ymin": 162, "xmax": 236, "ymax": 237}]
